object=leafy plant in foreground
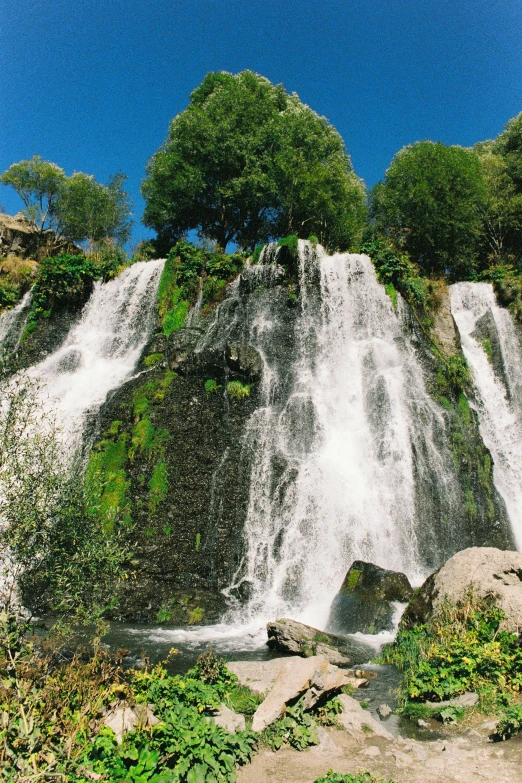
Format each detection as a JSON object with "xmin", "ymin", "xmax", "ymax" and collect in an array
[{"xmin": 380, "ymin": 589, "xmax": 522, "ymax": 733}]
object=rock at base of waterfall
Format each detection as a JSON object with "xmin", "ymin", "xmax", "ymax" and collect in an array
[
  {"xmin": 326, "ymin": 560, "xmax": 413, "ymax": 635},
  {"xmin": 401, "ymin": 547, "xmax": 522, "ymax": 632},
  {"xmin": 251, "ymin": 654, "xmax": 368, "ymax": 732},
  {"xmin": 103, "ymin": 704, "xmax": 159, "ymax": 743},
  {"xmin": 266, "ymin": 618, "xmax": 357, "ymax": 665},
  {"xmin": 377, "ymin": 703, "xmax": 393, "ymax": 718},
  {"xmin": 336, "ymin": 693, "xmax": 393, "ymax": 739},
  {"xmin": 209, "ymin": 703, "xmax": 246, "ymax": 733}
]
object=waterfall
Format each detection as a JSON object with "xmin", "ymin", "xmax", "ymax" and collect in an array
[
  {"xmin": 450, "ymin": 282, "xmax": 522, "ymax": 549},
  {"xmin": 29, "ymin": 260, "xmax": 164, "ymax": 451},
  {"xmin": 0, "ymin": 290, "xmax": 32, "ymax": 353},
  {"xmin": 226, "ymin": 242, "xmax": 459, "ymax": 628}
]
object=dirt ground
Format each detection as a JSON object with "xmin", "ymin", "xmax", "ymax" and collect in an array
[{"xmin": 237, "ymin": 723, "xmax": 522, "ymax": 783}]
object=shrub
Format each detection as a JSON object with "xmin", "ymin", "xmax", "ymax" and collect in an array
[{"xmin": 380, "ymin": 589, "xmax": 522, "ymax": 728}]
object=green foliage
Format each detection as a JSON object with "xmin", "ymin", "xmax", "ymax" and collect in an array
[
  {"xmin": 149, "ymin": 460, "xmax": 168, "ymax": 513},
  {"xmin": 371, "ymin": 141, "xmax": 487, "ymax": 279},
  {"xmin": 0, "ymin": 256, "xmax": 36, "ymax": 312},
  {"xmin": 0, "ymin": 376, "xmax": 128, "ymax": 621},
  {"xmin": 188, "ymin": 607, "xmax": 204, "ymax": 625},
  {"xmin": 55, "ymin": 170, "xmax": 133, "ymax": 246},
  {"xmin": 474, "ymin": 143, "xmax": 522, "ymax": 264},
  {"xmin": 142, "ymin": 70, "xmax": 366, "ymax": 252},
  {"xmin": 86, "ymin": 426, "xmax": 132, "ymax": 534},
  {"xmin": 380, "ymin": 590, "xmax": 522, "ymax": 724},
  {"xmin": 157, "ymin": 241, "xmax": 245, "ymax": 335},
  {"xmin": 0, "ymin": 155, "xmax": 133, "ymax": 248},
  {"xmin": 495, "ymin": 700, "xmax": 522, "ymax": 740},
  {"xmin": 27, "ymin": 253, "xmax": 97, "ymax": 322},
  {"xmin": 252, "ymin": 244, "xmax": 265, "ymax": 263},
  {"xmin": 314, "ymin": 773, "xmax": 398, "ymax": 783},
  {"xmin": 384, "ymin": 282, "xmax": 398, "ymax": 310},
  {"xmin": 226, "ymin": 381, "xmax": 250, "ymax": 400},
  {"xmin": 144, "ymin": 353, "xmax": 164, "ymax": 368},
  {"xmin": 0, "ymin": 642, "xmax": 257, "ymax": 783},
  {"xmin": 225, "ymin": 685, "xmax": 263, "ymax": 717},
  {"xmin": 0, "ymin": 154, "xmax": 66, "ymax": 235},
  {"xmin": 361, "ymin": 239, "xmax": 434, "ymax": 311},
  {"xmin": 205, "ymin": 379, "xmax": 221, "ymax": 394},
  {"xmin": 482, "ymin": 264, "xmax": 522, "ymax": 323},
  {"xmin": 261, "ymin": 696, "xmax": 319, "ymax": 751},
  {"xmin": 187, "ymin": 648, "xmax": 237, "ymax": 692},
  {"xmin": 277, "ymin": 234, "xmax": 299, "ymax": 255}
]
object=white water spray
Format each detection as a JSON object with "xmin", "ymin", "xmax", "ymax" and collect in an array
[
  {"xmin": 226, "ymin": 243, "xmax": 455, "ymax": 629},
  {"xmin": 30, "ymin": 260, "xmax": 164, "ymax": 451},
  {"xmin": 0, "ymin": 290, "xmax": 32, "ymax": 351},
  {"xmin": 450, "ymin": 282, "xmax": 522, "ymax": 549}
]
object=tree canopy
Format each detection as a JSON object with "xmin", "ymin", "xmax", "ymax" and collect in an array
[
  {"xmin": 0, "ymin": 155, "xmax": 133, "ymax": 249},
  {"xmin": 370, "ymin": 141, "xmax": 487, "ymax": 278},
  {"xmin": 142, "ymin": 70, "xmax": 367, "ymax": 252},
  {"xmin": 55, "ymin": 171, "xmax": 133, "ymax": 246}
]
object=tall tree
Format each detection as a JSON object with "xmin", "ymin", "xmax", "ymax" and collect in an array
[
  {"xmin": 371, "ymin": 141, "xmax": 487, "ymax": 278},
  {"xmin": 142, "ymin": 70, "xmax": 366, "ymax": 252}
]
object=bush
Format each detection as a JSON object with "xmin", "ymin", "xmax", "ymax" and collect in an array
[
  {"xmin": 380, "ymin": 589, "xmax": 522, "ymax": 728},
  {"xmin": 360, "ymin": 239, "xmax": 435, "ymax": 311},
  {"xmin": 0, "ymin": 640, "xmax": 257, "ymax": 782}
]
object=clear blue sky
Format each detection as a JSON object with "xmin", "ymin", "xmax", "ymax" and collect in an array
[{"xmin": 1, "ymin": 0, "xmax": 521, "ymax": 247}]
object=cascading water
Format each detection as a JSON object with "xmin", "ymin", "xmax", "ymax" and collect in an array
[
  {"xmin": 450, "ymin": 282, "xmax": 522, "ymax": 549},
  {"xmin": 0, "ymin": 290, "xmax": 32, "ymax": 352},
  {"xmin": 224, "ymin": 242, "xmax": 460, "ymax": 629},
  {"xmin": 29, "ymin": 260, "xmax": 164, "ymax": 452}
]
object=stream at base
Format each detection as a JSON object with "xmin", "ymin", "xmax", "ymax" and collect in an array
[{"xmin": 103, "ymin": 621, "xmax": 437, "ymax": 741}]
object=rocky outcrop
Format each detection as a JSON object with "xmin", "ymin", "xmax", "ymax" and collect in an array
[
  {"xmin": 402, "ymin": 547, "xmax": 522, "ymax": 632},
  {"xmin": 249, "ymin": 655, "xmax": 368, "ymax": 732},
  {"xmin": 431, "ymin": 283, "xmax": 461, "ymax": 358},
  {"xmin": 266, "ymin": 618, "xmax": 373, "ymax": 665},
  {"xmin": 0, "ymin": 212, "xmax": 78, "ymax": 259},
  {"xmin": 327, "ymin": 561, "xmax": 413, "ymax": 635}
]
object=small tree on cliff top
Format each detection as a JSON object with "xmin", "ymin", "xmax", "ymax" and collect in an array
[
  {"xmin": 0, "ymin": 155, "xmax": 133, "ymax": 251},
  {"xmin": 142, "ymin": 70, "xmax": 367, "ymax": 252},
  {"xmin": 0, "ymin": 155, "xmax": 66, "ymax": 237}
]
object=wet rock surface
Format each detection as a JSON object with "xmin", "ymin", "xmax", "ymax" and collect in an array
[
  {"xmin": 327, "ymin": 560, "xmax": 413, "ymax": 634},
  {"xmin": 266, "ymin": 618, "xmax": 372, "ymax": 665}
]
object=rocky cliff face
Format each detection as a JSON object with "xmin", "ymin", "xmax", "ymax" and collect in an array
[{"xmin": 8, "ymin": 244, "xmax": 514, "ymax": 624}]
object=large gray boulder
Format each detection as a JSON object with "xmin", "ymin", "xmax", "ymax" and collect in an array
[
  {"xmin": 327, "ymin": 560, "xmax": 413, "ymax": 635},
  {"xmin": 402, "ymin": 547, "xmax": 522, "ymax": 632}
]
